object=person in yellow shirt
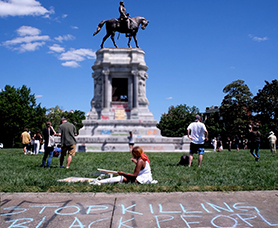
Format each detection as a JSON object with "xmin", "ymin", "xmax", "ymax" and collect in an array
[{"xmin": 21, "ymin": 128, "xmax": 31, "ymax": 155}]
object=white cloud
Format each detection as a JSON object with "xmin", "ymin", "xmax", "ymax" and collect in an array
[
  {"xmin": 59, "ymin": 48, "xmax": 96, "ymax": 61},
  {"xmin": 166, "ymin": 97, "xmax": 173, "ymax": 100},
  {"xmin": 62, "ymin": 61, "xmax": 80, "ymax": 68},
  {"xmin": 36, "ymin": 94, "xmax": 43, "ymax": 98},
  {"xmin": 48, "ymin": 44, "xmax": 65, "ymax": 53},
  {"xmin": 0, "ymin": 0, "xmax": 53, "ymax": 17},
  {"xmin": 58, "ymin": 48, "xmax": 96, "ymax": 68},
  {"xmin": 2, "ymin": 26, "xmax": 50, "ymax": 52},
  {"xmin": 17, "ymin": 41, "xmax": 45, "ymax": 52},
  {"xmin": 17, "ymin": 25, "xmax": 41, "ymax": 36},
  {"xmin": 248, "ymin": 34, "xmax": 268, "ymax": 42},
  {"xmin": 54, "ymin": 34, "xmax": 75, "ymax": 43},
  {"xmin": 62, "ymin": 14, "xmax": 67, "ymax": 18},
  {"xmin": 3, "ymin": 34, "xmax": 49, "ymax": 46},
  {"xmin": 71, "ymin": 26, "xmax": 79, "ymax": 30}
]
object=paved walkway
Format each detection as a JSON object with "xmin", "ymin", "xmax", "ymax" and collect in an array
[{"xmin": 1, "ymin": 191, "xmax": 278, "ymax": 228}]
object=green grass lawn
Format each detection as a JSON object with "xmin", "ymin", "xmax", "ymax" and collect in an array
[{"xmin": 0, "ymin": 148, "xmax": 277, "ymax": 193}]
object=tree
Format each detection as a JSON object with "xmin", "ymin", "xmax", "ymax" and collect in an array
[
  {"xmin": 45, "ymin": 106, "xmax": 85, "ymax": 133},
  {"xmin": 220, "ymin": 80, "xmax": 253, "ymax": 138},
  {"xmin": 157, "ymin": 104, "xmax": 199, "ymax": 137},
  {"xmin": 0, "ymin": 85, "xmax": 46, "ymax": 148},
  {"xmin": 252, "ymin": 79, "xmax": 278, "ymax": 147},
  {"xmin": 204, "ymin": 111, "xmax": 225, "ymax": 140}
]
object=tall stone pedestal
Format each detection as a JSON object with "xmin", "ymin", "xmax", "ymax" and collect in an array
[{"xmin": 77, "ymin": 48, "xmax": 190, "ymax": 152}]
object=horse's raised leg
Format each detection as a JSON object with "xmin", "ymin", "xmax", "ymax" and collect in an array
[
  {"xmin": 110, "ymin": 32, "xmax": 118, "ymax": 48},
  {"xmin": 133, "ymin": 34, "xmax": 139, "ymax": 48},
  {"xmin": 101, "ymin": 34, "xmax": 110, "ymax": 48}
]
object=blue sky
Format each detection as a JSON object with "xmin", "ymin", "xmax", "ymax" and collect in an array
[{"xmin": 1, "ymin": 0, "xmax": 277, "ymax": 121}]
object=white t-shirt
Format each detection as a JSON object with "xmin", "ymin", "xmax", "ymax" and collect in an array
[{"xmin": 187, "ymin": 121, "xmax": 207, "ymax": 144}]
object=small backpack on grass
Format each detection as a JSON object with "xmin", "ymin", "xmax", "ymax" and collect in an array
[{"xmin": 177, "ymin": 154, "xmax": 191, "ymax": 166}]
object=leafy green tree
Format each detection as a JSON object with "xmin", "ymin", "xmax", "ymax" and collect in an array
[
  {"xmin": 157, "ymin": 104, "xmax": 199, "ymax": 137},
  {"xmin": 220, "ymin": 80, "xmax": 253, "ymax": 138},
  {"xmin": 0, "ymin": 85, "xmax": 46, "ymax": 148},
  {"xmin": 204, "ymin": 111, "xmax": 225, "ymax": 140},
  {"xmin": 45, "ymin": 106, "xmax": 85, "ymax": 133},
  {"xmin": 45, "ymin": 106, "xmax": 64, "ymax": 131},
  {"xmin": 252, "ymin": 79, "xmax": 278, "ymax": 147}
]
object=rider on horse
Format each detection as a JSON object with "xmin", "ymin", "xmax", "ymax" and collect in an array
[{"xmin": 118, "ymin": 1, "xmax": 131, "ymax": 34}]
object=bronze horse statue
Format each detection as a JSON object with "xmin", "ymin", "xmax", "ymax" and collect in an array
[{"xmin": 93, "ymin": 16, "xmax": 149, "ymax": 48}]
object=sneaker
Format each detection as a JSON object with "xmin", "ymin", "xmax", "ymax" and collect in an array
[
  {"xmin": 60, "ymin": 166, "xmax": 64, "ymax": 168},
  {"xmin": 66, "ymin": 167, "xmax": 69, "ymax": 169}
]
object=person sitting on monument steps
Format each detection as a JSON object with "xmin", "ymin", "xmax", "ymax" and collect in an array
[
  {"xmin": 93, "ymin": 146, "xmax": 153, "ymax": 185},
  {"xmin": 118, "ymin": 1, "xmax": 130, "ymax": 32}
]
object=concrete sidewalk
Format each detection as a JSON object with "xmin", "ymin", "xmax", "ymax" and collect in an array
[{"xmin": 1, "ymin": 191, "xmax": 278, "ymax": 228}]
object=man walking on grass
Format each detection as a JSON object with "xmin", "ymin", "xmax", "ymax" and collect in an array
[
  {"xmin": 56, "ymin": 117, "xmax": 77, "ymax": 169},
  {"xmin": 187, "ymin": 115, "xmax": 208, "ymax": 167},
  {"xmin": 21, "ymin": 128, "xmax": 31, "ymax": 155}
]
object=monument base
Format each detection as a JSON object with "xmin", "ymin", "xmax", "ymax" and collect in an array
[{"xmin": 77, "ymin": 119, "xmax": 190, "ymax": 152}]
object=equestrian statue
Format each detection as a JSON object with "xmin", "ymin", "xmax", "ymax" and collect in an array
[{"xmin": 93, "ymin": 1, "xmax": 149, "ymax": 48}]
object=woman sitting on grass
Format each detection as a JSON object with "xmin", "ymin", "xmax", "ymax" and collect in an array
[{"xmin": 93, "ymin": 146, "xmax": 153, "ymax": 185}]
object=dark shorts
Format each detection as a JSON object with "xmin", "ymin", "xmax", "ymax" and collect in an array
[
  {"xmin": 190, "ymin": 143, "xmax": 205, "ymax": 155},
  {"xmin": 129, "ymin": 143, "xmax": 134, "ymax": 146},
  {"xmin": 22, "ymin": 144, "xmax": 28, "ymax": 147}
]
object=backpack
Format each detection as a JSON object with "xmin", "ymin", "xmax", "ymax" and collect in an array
[{"xmin": 177, "ymin": 154, "xmax": 191, "ymax": 166}]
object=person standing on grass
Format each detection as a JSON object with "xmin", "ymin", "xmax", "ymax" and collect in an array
[
  {"xmin": 42, "ymin": 122, "xmax": 56, "ymax": 168},
  {"xmin": 33, "ymin": 130, "xmax": 42, "ymax": 155},
  {"xmin": 187, "ymin": 115, "xmax": 208, "ymax": 167},
  {"xmin": 56, "ymin": 117, "xmax": 77, "ymax": 169},
  {"xmin": 128, "ymin": 131, "xmax": 135, "ymax": 152},
  {"xmin": 21, "ymin": 128, "xmax": 31, "ymax": 155},
  {"xmin": 249, "ymin": 124, "xmax": 261, "ymax": 161},
  {"xmin": 226, "ymin": 137, "xmax": 232, "ymax": 151},
  {"xmin": 216, "ymin": 134, "xmax": 223, "ymax": 152},
  {"xmin": 268, "ymin": 131, "xmax": 277, "ymax": 153},
  {"xmin": 234, "ymin": 135, "xmax": 240, "ymax": 151}
]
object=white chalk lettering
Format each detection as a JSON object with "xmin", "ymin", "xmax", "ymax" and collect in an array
[
  {"xmin": 86, "ymin": 205, "xmax": 109, "ymax": 214},
  {"xmin": 149, "ymin": 204, "xmax": 154, "ymax": 214},
  {"xmin": 234, "ymin": 205, "xmax": 278, "ymax": 226},
  {"xmin": 232, "ymin": 202, "xmax": 249, "ymax": 212},
  {"xmin": 120, "ymin": 204, "xmax": 143, "ymax": 215},
  {"xmin": 118, "ymin": 217, "xmax": 134, "ymax": 228},
  {"xmin": 206, "ymin": 202, "xmax": 234, "ymax": 213},
  {"xmin": 6, "ymin": 218, "xmax": 33, "ymax": 228},
  {"xmin": 55, "ymin": 205, "xmax": 80, "ymax": 215},
  {"xmin": 68, "ymin": 217, "xmax": 85, "ymax": 228},
  {"xmin": 235, "ymin": 213, "xmax": 257, "ymax": 227},
  {"xmin": 88, "ymin": 218, "xmax": 109, "ymax": 228},
  {"xmin": 180, "ymin": 203, "xmax": 203, "ymax": 213},
  {"xmin": 154, "ymin": 215, "xmax": 174, "ymax": 228},
  {"xmin": 1, "ymin": 207, "xmax": 27, "ymax": 216},
  {"xmin": 31, "ymin": 205, "xmax": 59, "ymax": 214},
  {"xmin": 211, "ymin": 215, "xmax": 238, "ymax": 228},
  {"xmin": 180, "ymin": 215, "xmax": 209, "ymax": 228},
  {"xmin": 201, "ymin": 203, "xmax": 211, "ymax": 213}
]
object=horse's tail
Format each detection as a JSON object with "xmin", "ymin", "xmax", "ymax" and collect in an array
[{"xmin": 93, "ymin": 20, "xmax": 106, "ymax": 36}]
